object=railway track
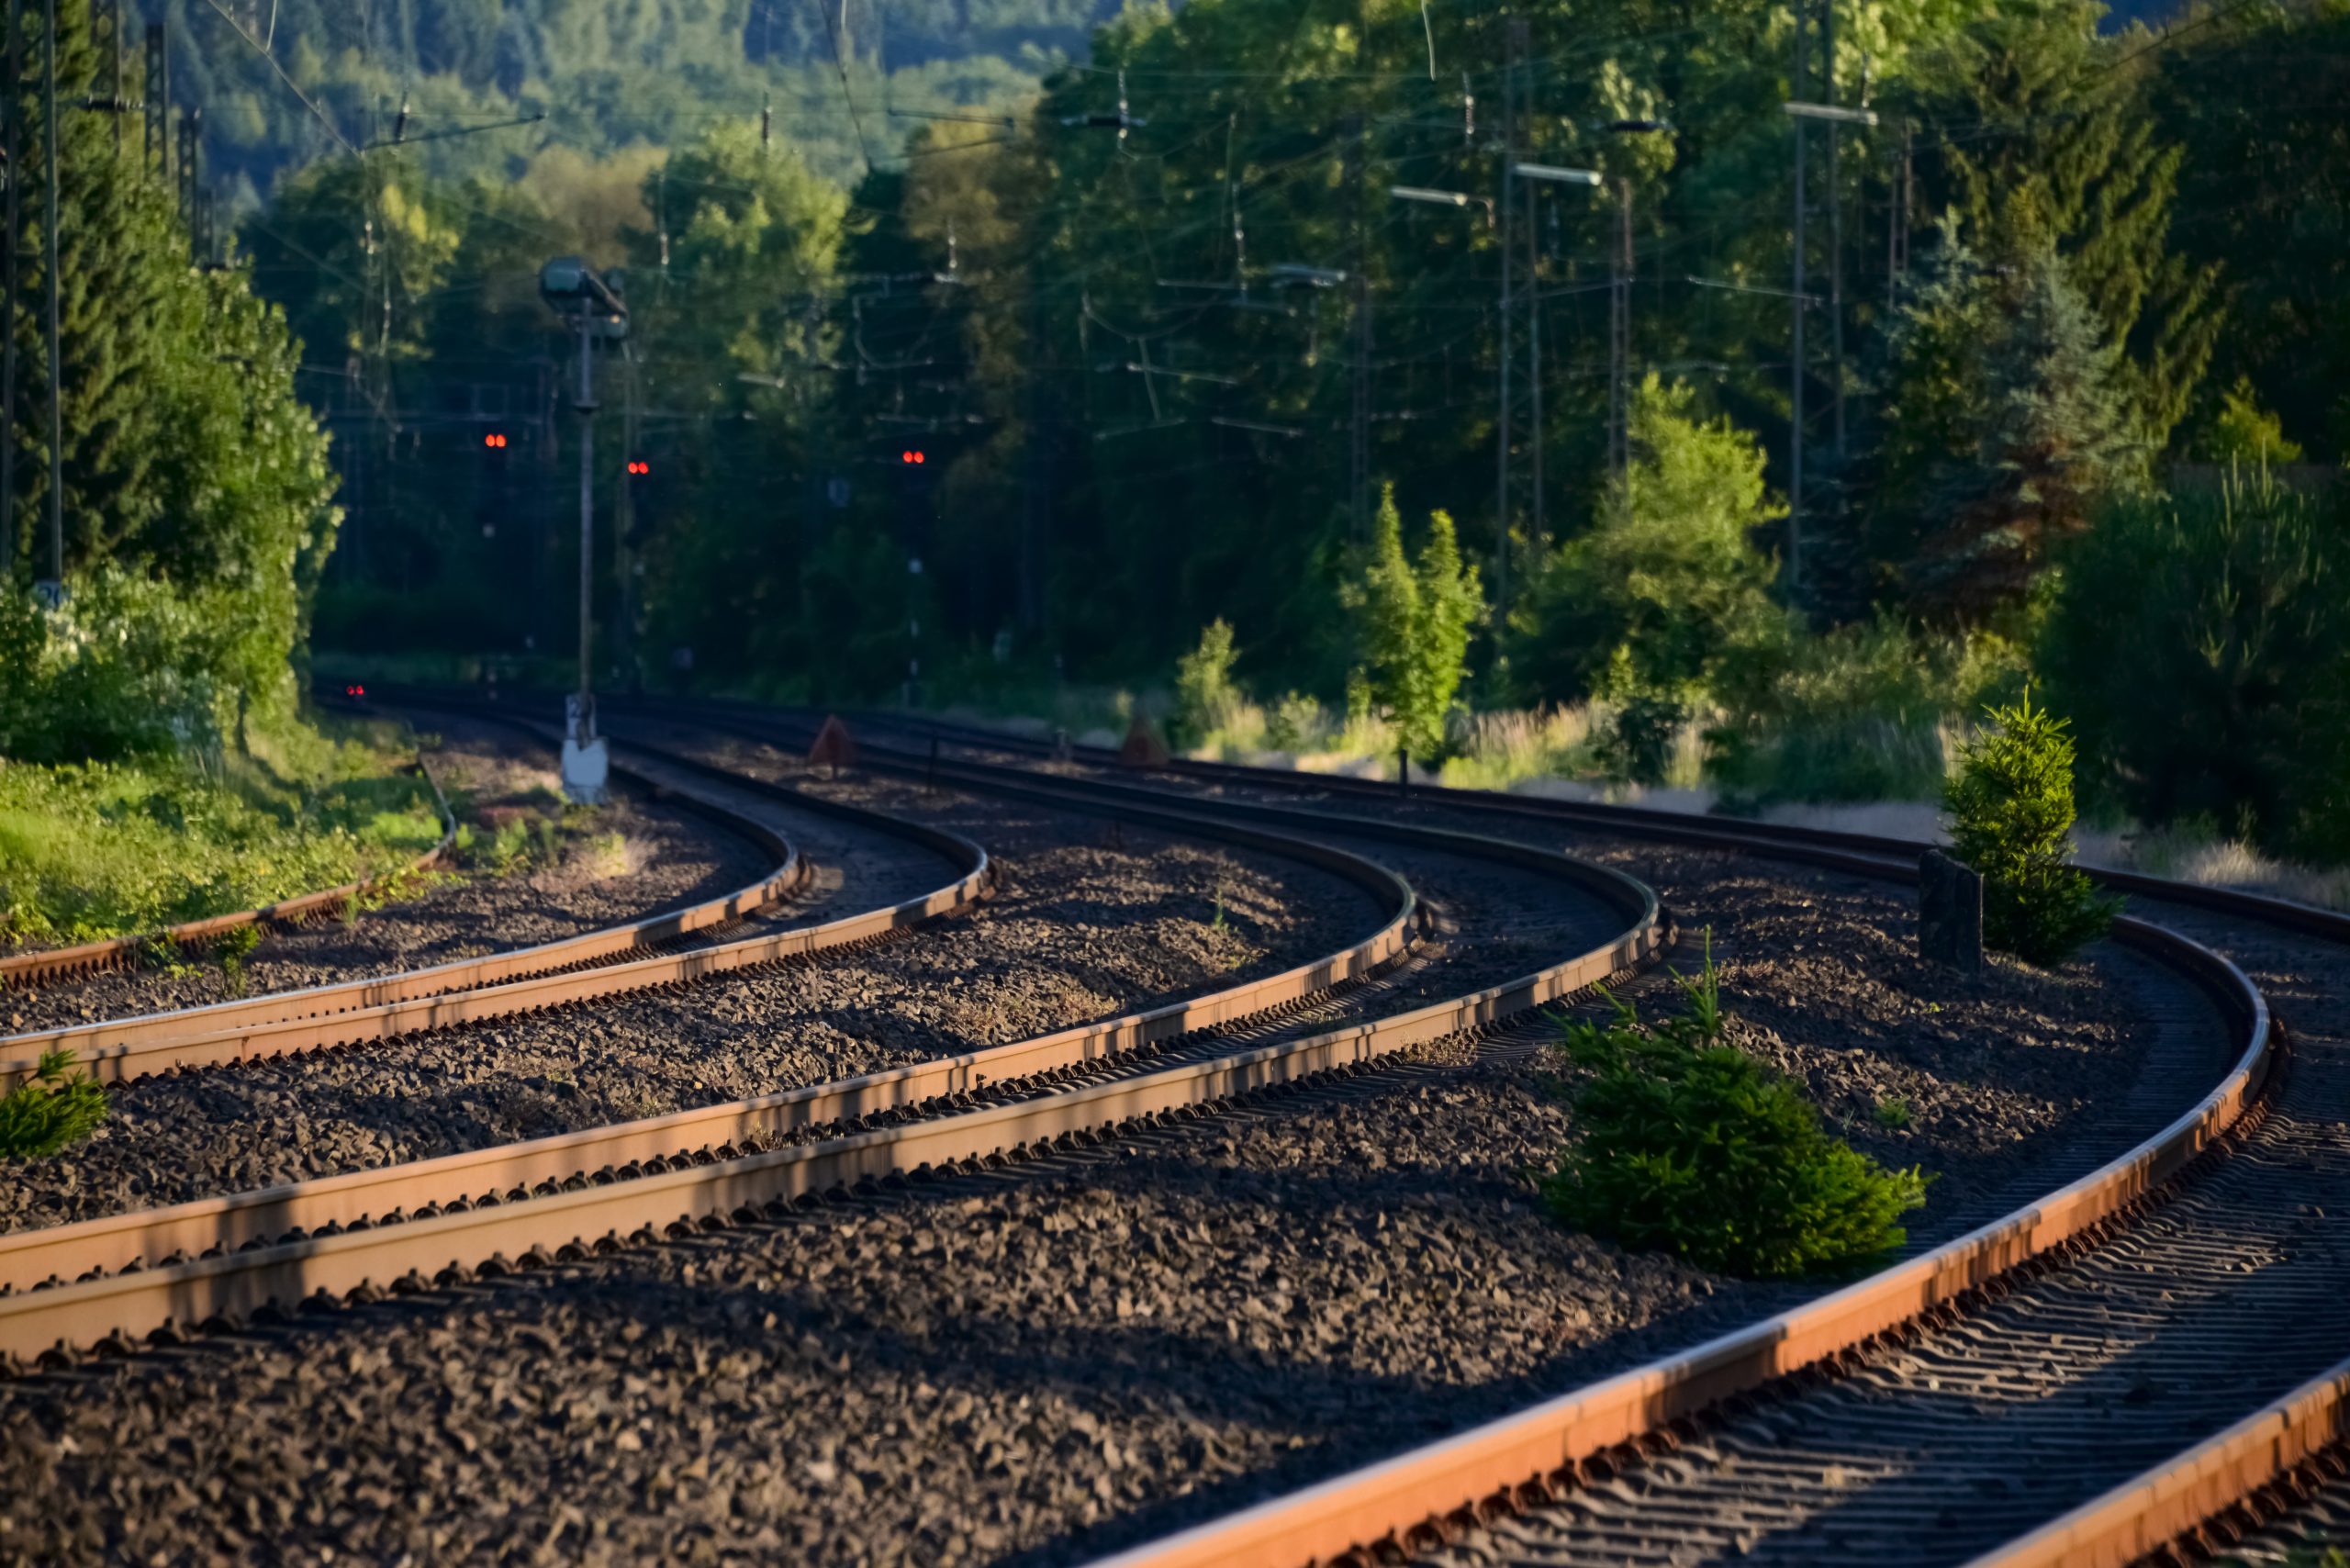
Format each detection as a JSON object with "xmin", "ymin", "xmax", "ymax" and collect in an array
[
  {"xmin": 761, "ymin": 705, "xmax": 2348, "ymax": 1568},
  {"xmin": 0, "ymin": 723, "xmax": 987, "ymax": 1088},
  {"xmin": 0, "ymin": 721, "xmax": 1659, "ymax": 1381}
]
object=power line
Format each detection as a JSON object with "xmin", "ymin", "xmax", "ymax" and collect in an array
[{"xmin": 808, "ymin": 0, "xmax": 877, "ymax": 174}]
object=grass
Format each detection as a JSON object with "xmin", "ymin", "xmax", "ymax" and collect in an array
[
  {"xmin": 0, "ymin": 715, "xmax": 444, "ymax": 952},
  {"xmin": 2077, "ymin": 821, "xmax": 2350, "ymax": 913}
]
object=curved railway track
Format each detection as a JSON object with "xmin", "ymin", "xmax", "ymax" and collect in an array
[
  {"xmin": 0, "ymin": 722, "xmax": 987, "ymax": 1089},
  {"xmin": 746, "ymin": 704, "xmax": 2350, "ymax": 1568},
  {"xmin": 0, "ymin": 722, "xmax": 1660, "ymax": 1379},
  {"xmin": 15, "ymin": 698, "xmax": 2330, "ymax": 1563}
]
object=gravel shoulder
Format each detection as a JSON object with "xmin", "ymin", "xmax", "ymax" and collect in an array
[
  {"xmin": 0, "ymin": 784, "xmax": 2236, "ymax": 1567},
  {"xmin": 0, "ymin": 768, "xmax": 1384, "ymax": 1234},
  {"xmin": 1, "ymin": 712, "xmax": 776, "ymax": 1034}
]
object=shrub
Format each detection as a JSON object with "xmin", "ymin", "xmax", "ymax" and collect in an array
[
  {"xmin": 1508, "ymin": 377, "xmax": 1788, "ymax": 782},
  {"xmin": 2042, "ymin": 472, "xmax": 2350, "ymax": 863},
  {"xmin": 1708, "ymin": 617, "xmax": 2027, "ymax": 807},
  {"xmin": 0, "ymin": 1049, "xmax": 109, "ymax": 1159},
  {"xmin": 1541, "ymin": 942, "xmax": 1930, "ymax": 1278},
  {"xmin": 1172, "ymin": 620, "xmax": 1243, "ymax": 748},
  {"xmin": 216, "ymin": 924, "xmax": 264, "ymax": 998},
  {"xmin": 1945, "ymin": 693, "xmax": 2120, "ymax": 965}
]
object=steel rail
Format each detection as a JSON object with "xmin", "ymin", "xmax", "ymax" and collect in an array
[
  {"xmin": 829, "ymin": 705, "xmax": 2350, "ymax": 946},
  {"xmin": 0, "ymin": 759, "xmax": 460, "ymax": 990},
  {"xmin": 0, "ymin": 793, "xmax": 1419, "ymax": 1291},
  {"xmin": 0, "ymin": 742, "xmax": 811, "ymax": 1086},
  {"xmin": 0, "ymin": 753, "xmax": 1658, "ymax": 1369},
  {"xmin": 1084, "ymin": 920, "xmax": 2268, "ymax": 1568},
  {"xmin": 569, "ymin": 702, "xmax": 2350, "ymax": 1562},
  {"xmin": 1962, "ymin": 1352, "xmax": 2350, "ymax": 1568},
  {"xmin": 645, "ymin": 707, "xmax": 2310, "ymax": 1568}
]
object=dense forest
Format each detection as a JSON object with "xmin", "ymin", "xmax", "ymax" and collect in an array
[{"xmin": 6, "ymin": 0, "xmax": 2348, "ymax": 867}]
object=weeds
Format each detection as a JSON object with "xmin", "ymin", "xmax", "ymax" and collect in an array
[
  {"xmin": 216, "ymin": 924, "xmax": 264, "ymax": 998},
  {"xmin": 0, "ymin": 1048, "xmax": 109, "ymax": 1159},
  {"xmin": 1874, "ymin": 1097, "xmax": 1912, "ymax": 1130},
  {"xmin": 1541, "ymin": 934, "xmax": 1930, "ymax": 1278}
]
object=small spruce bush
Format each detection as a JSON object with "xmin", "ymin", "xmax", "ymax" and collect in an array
[
  {"xmin": 1541, "ymin": 940, "xmax": 1930, "ymax": 1278},
  {"xmin": 1945, "ymin": 692, "xmax": 2120, "ymax": 966},
  {"xmin": 0, "ymin": 1049, "xmax": 109, "ymax": 1159}
]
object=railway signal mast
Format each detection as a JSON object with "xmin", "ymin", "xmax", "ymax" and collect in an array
[{"xmin": 538, "ymin": 256, "xmax": 628, "ymax": 803}]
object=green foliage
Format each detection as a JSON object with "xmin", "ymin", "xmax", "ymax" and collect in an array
[
  {"xmin": 2153, "ymin": 0, "xmax": 2350, "ymax": 461},
  {"xmin": 1511, "ymin": 377, "xmax": 1787, "ymax": 781},
  {"xmin": 2198, "ymin": 377, "xmax": 2306, "ymax": 465},
  {"xmin": 1709, "ymin": 618, "xmax": 2027, "ymax": 806},
  {"xmin": 0, "ymin": 732, "xmax": 441, "ymax": 950},
  {"xmin": 1344, "ymin": 486, "xmax": 1483, "ymax": 761},
  {"xmin": 216, "ymin": 924, "xmax": 265, "ymax": 999},
  {"xmin": 0, "ymin": 1049, "xmax": 108, "ymax": 1160},
  {"xmin": 2042, "ymin": 472, "xmax": 2350, "ymax": 862},
  {"xmin": 1871, "ymin": 217, "xmax": 2145, "ymax": 622},
  {"xmin": 1172, "ymin": 620, "xmax": 1242, "ymax": 747},
  {"xmin": 1874, "ymin": 1097, "xmax": 1912, "ymax": 1130},
  {"xmin": 6, "ymin": 1, "xmax": 341, "ymax": 648},
  {"xmin": 1944, "ymin": 692, "xmax": 2119, "ymax": 965},
  {"xmin": 1541, "ymin": 943, "xmax": 1930, "ymax": 1278},
  {"xmin": 1919, "ymin": 0, "xmax": 2220, "ymax": 450}
]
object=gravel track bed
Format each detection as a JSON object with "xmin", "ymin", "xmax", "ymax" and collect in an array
[
  {"xmin": 0, "ymin": 775, "xmax": 1379, "ymax": 1235},
  {"xmin": 0, "ymin": 740, "xmax": 2223, "ymax": 1568},
  {"xmin": 1, "ymin": 712, "xmax": 774, "ymax": 1034}
]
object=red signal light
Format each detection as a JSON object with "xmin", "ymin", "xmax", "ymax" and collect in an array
[
  {"xmin": 484, "ymin": 432, "xmax": 508, "ymax": 449},
  {"xmin": 625, "ymin": 459, "xmax": 649, "ymax": 476},
  {"xmin": 901, "ymin": 449, "xmax": 925, "ymax": 465}
]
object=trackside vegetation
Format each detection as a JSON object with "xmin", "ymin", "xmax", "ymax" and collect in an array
[
  {"xmin": 0, "ymin": 1049, "xmax": 108, "ymax": 1161},
  {"xmin": 1542, "ymin": 942, "xmax": 1931, "ymax": 1279},
  {"xmin": 1945, "ymin": 695, "xmax": 2121, "ymax": 967}
]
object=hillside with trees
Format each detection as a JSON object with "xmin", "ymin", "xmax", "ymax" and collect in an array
[{"xmin": 9, "ymin": 0, "xmax": 2344, "ymax": 891}]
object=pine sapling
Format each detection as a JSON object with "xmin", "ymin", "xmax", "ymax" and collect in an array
[
  {"xmin": 1945, "ymin": 692, "xmax": 2120, "ymax": 965},
  {"xmin": 0, "ymin": 1048, "xmax": 109, "ymax": 1159}
]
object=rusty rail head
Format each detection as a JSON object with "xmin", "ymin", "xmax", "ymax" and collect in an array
[
  {"xmin": 0, "ymin": 771, "xmax": 1656, "ymax": 1371},
  {"xmin": 0, "ymin": 812, "xmax": 1417, "ymax": 1291},
  {"xmin": 0, "ymin": 759, "xmax": 460, "ymax": 991},
  {"xmin": 0, "ymin": 741, "xmax": 838, "ymax": 1089},
  {"xmin": 1075, "ymin": 926, "xmax": 2271, "ymax": 1568},
  {"xmin": 1959, "ymin": 1350, "xmax": 2350, "ymax": 1568},
  {"xmin": 814, "ymin": 704, "xmax": 2350, "ymax": 946}
]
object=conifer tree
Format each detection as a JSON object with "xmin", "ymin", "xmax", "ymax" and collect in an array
[
  {"xmin": 3, "ymin": 0, "xmax": 337, "ymax": 729},
  {"xmin": 1927, "ymin": 0, "xmax": 2220, "ymax": 449},
  {"xmin": 1348, "ymin": 484, "xmax": 1483, "ymax": 761},
  {"xmin": 1873, "ymin": 210, "xmax": 2142, "ymax": 622}
]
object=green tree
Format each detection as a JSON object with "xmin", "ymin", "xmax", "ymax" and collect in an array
[
  {"xmin": 2043, "ymin": 472, "xmax": 2350, "ymax": 861},
  {"xmin": 1346, "ymin": 484, "xmax": 1482, "ymax": 761},
  {"xmin": 1872, "ymin": 216, "xmax": 2143, "ymax": 622},
  {"xmin": 1945, "ymin": 692, "xmax": 2118, "ymax": 966},
  {"xmin": 1512, "ymin": 377, "xmax": 1787, "ymax": 778},
  {"xmin": 2, "ymin": 0, "xmax": 336, "ymax": 748},
  {"xmin": 1923, "ymin": 0, "xmax": 2221, "ymax": 449},
  {"xmin": 1172, "ymin": 619, "xmax": 1242, "ymax": 745},
  {"xmin": 2198, "ymin": 376, "xmax": 2305, "ymax": 465},
  {"xmin": 1543, "ymin": 946, "xmax": 1929, "ymax": 1278},
  {"xmin": 629, "ymin": 125, "xmax": 849, "ymax": 689}
]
